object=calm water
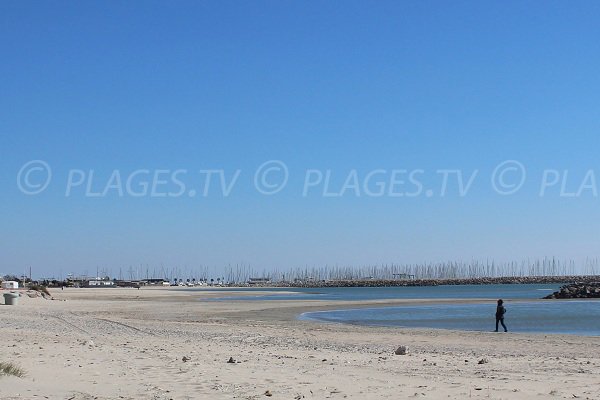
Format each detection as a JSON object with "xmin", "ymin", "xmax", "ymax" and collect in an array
[
  {"xmin": 193, "ymin": 283, "xmax": 563, "ymax": 301},
  {"xmin": 300, "ymin": 300, "xmax": 600, "ymax": 336},
  {"xmin": 191, "ymin": 284, "xmax": 600, "ymax": 336}
]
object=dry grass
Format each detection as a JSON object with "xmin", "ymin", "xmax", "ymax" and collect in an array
[
  {"xmin": 29, "ymin": 284, "xmax": 51, "ymax": 296},
  {"xmin": 0, "ymin": 362, "xmax": 26, "ymax": 378}
]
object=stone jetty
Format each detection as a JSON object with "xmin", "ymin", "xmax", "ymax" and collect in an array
[
  {"xmin": 543, "ymin": 282, "xmax": 600, "ymax": 299},
  {"xmin": 236, "ymin": 275, "xmax": 600, "ymax": 288}
]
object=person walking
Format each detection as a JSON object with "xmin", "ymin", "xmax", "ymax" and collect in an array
[{"xmin": 495, "ymin": 299, "xmax": 508, "ymax": 332}]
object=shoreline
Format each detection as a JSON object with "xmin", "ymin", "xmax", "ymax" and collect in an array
[{"xmin": 297, "ymin": 299, "xmax": 600, "ymax": 338}]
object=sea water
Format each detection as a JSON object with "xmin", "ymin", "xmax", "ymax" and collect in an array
[
  {"xmin": 189, "ymin": 284, "xmax": 600, "ymax": 336},
  {"xmin": 193, "ymin": 283, "xmax": 562, "ymax": 301}
]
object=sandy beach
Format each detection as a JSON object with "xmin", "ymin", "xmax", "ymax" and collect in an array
[{"xmin": 1, "ymin": 288, "xmax": 599, "ymax": 400}]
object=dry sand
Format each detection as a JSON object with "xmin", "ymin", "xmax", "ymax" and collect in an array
[{"xmin": 0, "ymin": 287, "xmax": 598, "ymax": 400}]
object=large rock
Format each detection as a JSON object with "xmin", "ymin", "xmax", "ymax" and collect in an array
[{"xmin": 543, "ymin": 282, "xmax": 600, "ymax": 299}]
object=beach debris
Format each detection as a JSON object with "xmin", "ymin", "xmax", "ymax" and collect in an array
[
  {"xmin": 478, "ymin": 358, "xmax": 489, "ymax": 365},
  {"xmin": 182, "ymin": 356, "xmax": 190, "ymax": 362},
  {"xmin": 264, "ymin": 390, "xmax": 273, "ymax": 397},
  {"xmin": 227, "ymin": 357, "xmax": 236, "ymax": 363},
  {"xmin": 394, "ymin": 346, "xmax": 408, "ymax": 355}
]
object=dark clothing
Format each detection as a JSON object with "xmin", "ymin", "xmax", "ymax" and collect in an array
[
  {"xmin": 495, "ymin": 305, "xmax": 506, "ymax": 319},
  {"xmin": 495, "ymin": 305, "xmax": 507, "ymax": 332},
  {"xmin": 495, "ymin": 317, "xmax": 507, "ymax": 332}
]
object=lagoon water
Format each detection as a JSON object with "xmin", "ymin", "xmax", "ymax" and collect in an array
[
  {"xmin": 194, "ymin": 284, "xmax": 600, "ymax": 336},
  {"xmin": 300, "ymin": 300, "xmax": 600, "ymax": 336}
]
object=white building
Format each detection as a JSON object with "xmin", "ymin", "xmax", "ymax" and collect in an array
[
  {"xmin": 86, "ymin": 280, "xmax": 115, "ymax": 287},
  {"xmin": 1, "ymin": 281, "xmax": 19, "ymax": 289}
]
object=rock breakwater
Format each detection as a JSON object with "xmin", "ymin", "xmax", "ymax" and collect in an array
[
  {"xmin": 543, "ymin": 282, "xmax": 600, "ymax": 299},
  {"xmin": 237, "ymin": 275, "xmax": 600, "ymax": 288}
]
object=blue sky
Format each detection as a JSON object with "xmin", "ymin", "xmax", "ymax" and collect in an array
[{"xmin": 2, "ymin": 1, "xmax": 600, "ymax": 278}]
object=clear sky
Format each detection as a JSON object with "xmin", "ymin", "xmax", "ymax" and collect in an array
[{"xmin": 2, "ymin": 1, "xmax": 600, "ymax": 278}]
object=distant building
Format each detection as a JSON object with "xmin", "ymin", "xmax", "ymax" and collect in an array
[
  {"xmin": 141, "ymin": 278, "xmax": 168, "ymax": 285},
  {"xmin": 393, "ymin": 273, "xmax": 416, "ymax": 280},
  {"xmin": 114, "ymin": 280, "xmax": 141, "ymax": 288},
  {"xmin": 66, "ymin": 276, "xmax": 116, "ymax": 288},
  {"xmin": 1, "ymin": 281, "xmax": 18, "ymax": 289},
  {"xmin": 294, "ymin": 276, "xmax": 316, "ymax": 283},
  {"xmin": 248, "ymin": 277, "xmax": 271, "ymax": 285},
  {"xmin": 85, "ymin": 279, "xmax": 115, "ymax": 287}
]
